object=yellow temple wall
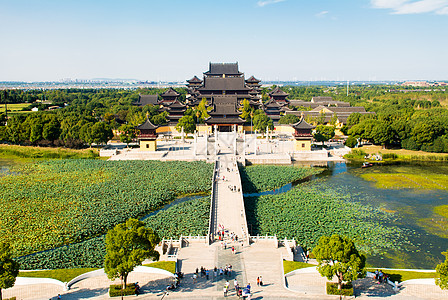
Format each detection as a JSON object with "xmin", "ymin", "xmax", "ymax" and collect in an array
[
  {"xmin": 140, "ymin": 140, "xmax": 157, "ymax": 151},
  {"xmin": 294, "ymin": 139, "xmax": 311, "ymax": 151}
]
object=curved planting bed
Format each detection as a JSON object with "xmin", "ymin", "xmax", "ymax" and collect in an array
[{"xmin": 1, "ymin": 160, "xmax": 213, "ymax": 257}]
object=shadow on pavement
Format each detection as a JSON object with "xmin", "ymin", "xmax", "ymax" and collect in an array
[
  {"xmin": 63, "ymin": 287, "xmax": 108, "ymax": 299},
  {"xmin": 353, "ymin": 278, "xmax": 397, "ymax": 297}
]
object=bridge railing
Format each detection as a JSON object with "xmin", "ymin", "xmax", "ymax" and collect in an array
[
  {"xmin": 207, "ymin": 160, "xmax": 218, "ymax": 245},
  {"xmin": 234, "ymin": 160, "xmax": 250, "ymax": 245}
]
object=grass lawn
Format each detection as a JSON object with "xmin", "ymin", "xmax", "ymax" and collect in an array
[
  {"xmin": 0, "ymin": 103, "xmax": 32, "ymax": 113},
  {"xmin": 143, "ymin": 261, "xmax": 176, "ymax": 274},
  {"xmin": 283, "ymin": 260, "xmax": 314, "ymax": 274},
  {"xmin": 0, "ymin": 144, "xmax": 99, "ymax": 160},
  {"xmin": 18, "ymin": 268, "xmax": 98, "ymax": 282},
  {"xmin": 366, "ymin": 268, "xmax": 437, "ymax": 282},
  {"xmin": 360, "ymin": 145, "xmax": 448, "ymax": 160}
]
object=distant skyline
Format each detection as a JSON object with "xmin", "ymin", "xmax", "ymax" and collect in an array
[{"xmin": 1, "ymin": 0, "xmax": 447, "ymax": 82}]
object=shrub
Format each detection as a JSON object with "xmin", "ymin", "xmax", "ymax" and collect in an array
[
  {"xmin": 344, "ymin": 149, "xmax": 366, "ymax": 159},
  {"xmin": 382, "ymin": 153, "xmax": 398, "ymax": 160},
  {"xmin": 326, "ymin": 282, "xmax": 353, "ymax": 296},
  {"xmin": 345, "ymin": 136, "xmax": 357, "ymax": 148},
  {"xmin": 109, "ymin": 283, "xmax": 136, "ymax": 297}
]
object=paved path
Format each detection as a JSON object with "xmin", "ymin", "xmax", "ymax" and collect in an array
[{"xmin": 212, "ymin": 155, "xmax": 248, "ymax": 242}]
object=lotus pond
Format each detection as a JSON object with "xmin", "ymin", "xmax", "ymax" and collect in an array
[{"xmin": 311, "ymin": 161, "xmax": 448, "ymax": 269}]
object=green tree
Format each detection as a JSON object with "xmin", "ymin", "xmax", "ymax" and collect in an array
[
  {"xmin": 91, "ymin": 122, "xmax": 113, "ymax": 146},
  {"xmin": 345, "ymin": 136, "xmax": 358, "ymax": 148},
  {"xmin": 176, "ymin": 115, "xmax": 196, "ymax": 134},
  {"xmin": 42, "ymin": 120, "xmax": 61, "ymax": 141},
  {"xmin": 436, "ymin": 251, "xmax": 448, "ymax": 290},
  {"xmin": 371, "ymin": 122, "xmax": 393, "ymax": 148},
  {"xmin": 195, "ymin": 98, "xmax": 209, "ymax": 123},
  {"xmin": 313, "ymin": 125, "xmax": 335, "ymax": 146},
  {"xmin": 313, "ymin": 235, "xmax": 365, "ymax": 290},
  {"xmin": 239, "ymin": 99, "xmax": 253, "ymax": 122},
  {"xmin": 253, "ymin": 112, "xmax": 273, "ymax": 132},
  {"xmin": 278, "ymin": 114, "xmax": 299, "ymax": 125},
  {"xmin": 80, "ymin": 123, "xmax": 94, "ymax": 146},
  {"xmin": 347, "ymin": 112, "xmax": 362, "ymax": 127},
  {"xmin": 0, "ymin": 242, "xmax": 20, "ymax": 300},
  {"xmin": 104, "ymin": 219, "xmax": 160, "ymax": 290},
  {"xmin": 119, "ymin": 124, "xmax": 137, "ymax": 147}
]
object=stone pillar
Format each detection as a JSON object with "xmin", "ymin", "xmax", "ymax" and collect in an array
[
  {"xmin": 193, "ymin": 131, "xmax": 197, "ymax": 157},
  {"xmin": 254, "ymin": 131, "xmax": 257, "ymax": 155},
  {"xmin": 214, "ymin": 125, "xmax": 218, "ymax": 156},
  {"xmin": 205, "ymin": 133, "xmax": 208, "ymax": 156},
  {"xmin": 243, "ymin": 131, "xmax": 246, "ymax": 157}
]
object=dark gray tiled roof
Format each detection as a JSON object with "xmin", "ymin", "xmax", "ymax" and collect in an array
[
  {"xmin": 136, "ymin": 118, "xmax": 159, "ymax": 130},
  {"xmin": 187, "ymin": 76, "xmax": 202, "ymax": 83},
  {"xmin": 200, "ymin": 77, "xmax": 249, "ymax": 91},
  {"xmin": 269, "ymin": 86, "xmax": 289, "ymax": 96},
  {"xmin": 161, "ymin": 87, "xmax": 180, "ymax": 97},
  {"xmin": 204, "ymin": 62, "xmax": 242, "ymax": 75},
  {"xmin": 137, "ymin": 94, "xmax": 159, "ymax": 106},
  {"xmin": 245, "ymin": 75, "xmax": 261, "ymax": 83},
  {"xmin": 292, "ymin": 118, "xmax": 314, "ymax": 130}
]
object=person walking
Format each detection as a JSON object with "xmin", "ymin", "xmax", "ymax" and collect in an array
[
  {"xmin": 223, "ymin": 285, "xmax": 228, "ymax": 297},
  {"xmin": 257, "ymin": 277, "xmax": 260, "ymax": 286}
]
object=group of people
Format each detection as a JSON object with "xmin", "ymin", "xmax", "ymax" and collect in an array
[
  {"xmin": 228, "ymin": 184, "xmax": 240, "ymax": 192},
  {"xmin": 374, "ymin": 269, "xmax": 389, "ymax": 284},
  {"xmin": 223, "ymin": 279, "xmax": 252, "ymax": 299}
]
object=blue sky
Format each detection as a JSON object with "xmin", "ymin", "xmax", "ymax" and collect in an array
[{"xmin": 1, "ymin": 0, "xmax": 447, "ymax": 82}]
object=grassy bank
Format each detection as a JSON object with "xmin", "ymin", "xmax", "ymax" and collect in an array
[
  {"xmin": 366, "ymin": 268, "xmax": 437, "ymax": 282},
  {"xmin": 345, "ymin": 146, "xmax": 448, "ymax": 162},
  {"xmin": 0, "ymin": 144, "xmax": 99, "ymax": 160},
  {"xmin": 143, "ymin": 261, "xmax": 176, "ymax": 274},
  {"xmin": 283, "ymin": 261, "xmax": 314, "ymax": 274},
  {"xmin": 18, "ymin": 268, "xmax": 97, "ymax": 282}
]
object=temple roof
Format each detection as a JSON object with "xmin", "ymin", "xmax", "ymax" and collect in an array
[
  {"xmin": 161, "ymin": 87, "xmax": 180, "ymax": 97},
  {"xmin": 291, "ymin": 118, "xmax": 314, "ymax": 130},
  {"xmin": 269, "ymin": 86, "xmax": 289, "ymax": 96},
  {"xmin": 187, "ymin": 76, "xmax": 202, "ymax": 83},
  {"xmin": 264, "ymin": 99, "xmax": 282, "ymax": 108},
  {"xmin": 208, "ymin": 95, "xmax": 241, "ymax": 115},
  {"xmin": 199, "ymin": 77, "xmax": 249, "ymax": 91},
  {"xmin": 204, "ymin": 62, "xmax": 242, "ymax": 76},
  {"xmin": 136, "ymin": 118, "xmax": 159, "ymax": 130},
  {"xmin": 166, "ymin": 99, "xmax": 187, "ymax": 109},
  {"xmin": 137, "ymin": 94, "xmax": 159, "ymax": 106},
  {"xmin": 245, "ymin": 75, "xmax": 261, "ymax": 83}
]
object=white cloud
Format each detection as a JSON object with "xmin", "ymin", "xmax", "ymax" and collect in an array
[
  {"xmin": 315, "ymin": 10, "xmax": 329, "ymax": 17},
  {"xmin": 257, "ymin": 0, "xmax": 286, "ymax": 7},
  {"xmin": 371, "ymin": 0, "xmax": 448, "ymax": 15}
]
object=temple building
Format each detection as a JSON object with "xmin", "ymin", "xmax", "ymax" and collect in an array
[
  {"xmin": 205, "ymin": 95, "xmax": 245, "ymax": 131},
  {"xmin": 269, "ymin": 87, "xmax": 290, "ymax": 105},
  {"xmin": 164, "ymin": 100, "xmax": 187, "ymax": 125},
  {"xmin": 136, "ymin": 118, "xmax": 159, "ymax": 151},
  {"xmin": 188, "ymin": 63, "xmax": 260, "ymax": 104},
  {"xmin": 291, "ymin": 118, "xmax": 314, "ymax": 151},
  {"xmin": 160, "ymin": 87, "xmax": 180, "ymax": 104}
]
